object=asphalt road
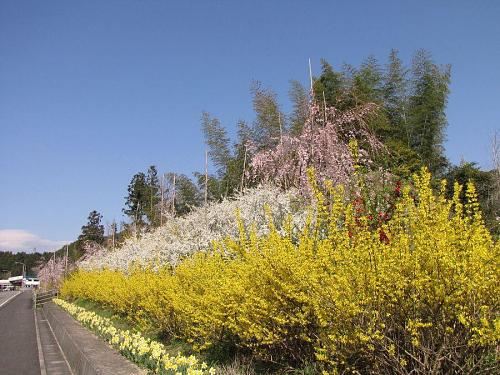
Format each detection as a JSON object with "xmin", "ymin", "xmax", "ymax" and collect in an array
[
  {"xmin": 0, "ymin": 291, "xmax": 41, "ymax": 375},
  {"xmin": 0, "ymin": 291, "xmax": 19, "ymax": 307}
]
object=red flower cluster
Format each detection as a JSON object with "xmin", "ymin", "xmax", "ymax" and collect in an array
[{"xmin": 348, "ymin": 179, "xmax": 404, "ymax": 244}]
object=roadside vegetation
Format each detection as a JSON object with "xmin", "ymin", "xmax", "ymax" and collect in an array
[
  {"xmin": 61, "ymin": 169, "xmax": 499, "ymax": 374},
  {"xmin": 38, "ymin": 49, "xmax": 499, "ymax": 374},
  {"xmin": 54, "ymin": 298, "xmax": 215, "ymax": 375}
]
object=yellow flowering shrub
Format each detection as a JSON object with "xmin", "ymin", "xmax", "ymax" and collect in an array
[
  {"xmin": 53, "ymin": 298, "xmax": 214, "ymax": 374},
  {"xmin": 61, "ymin": 169, "xmax": 499, "ymax": 373}
]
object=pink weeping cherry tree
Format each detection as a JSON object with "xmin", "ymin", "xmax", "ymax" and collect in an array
[
  {"xmin": 250, "ymin": 94, "xmax": 383, "ymax": 191},
  {"xmin": 36, "ymin": 256, "xmax": 67, "ymax": 290},
  {"xmin": 36, "ymin": 241, "xmax": 105, "ymax": 289}
]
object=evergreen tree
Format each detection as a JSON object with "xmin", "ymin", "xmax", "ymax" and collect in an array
[
  {"xmin": 313, "ymin": 50, "xmax": 451, "ymax": 178},
  {"xmin": 201, "ymin": 112, "xmax": 231, "ymax": 177},
  {"xmin": 289, "ymin": 80, "xmax": 309, "ymax": 135},
  {"xmin": 352, "ymin": 56, "xmax": 392, "ymax": 142},
  {"xmin": 0, "ymin": 251, "xmax": 52, "ymax": 277},
  {"xmin": 383, "ymin": 49, "xmax": 408, "ymax": 139},
  {"xmin": 194, "ymin": 172, "xmax": 225, "ymax": 202},
  {"xmin": 446, "ymin": 161, "xmax": 498, "ymax": 234},
  {"xmin": 313, "ymin": 59, "xmax": 346, "ymax": 108},
  {"xmin": 352, "ymin": 55, "xmax": 384, "ymax": 104},
  {"xmin": 251, "ymin": 80, "xmax": 285, "ymax": 149},
  {"xmin": 145, "ymin": 165, "xmax": 161, "ymax": 227},
  {"xmin": 174, "ymin": 174, "xmax": 202, "ymax": 216},
  {"xmin": 407, "ymin": 50, "xmax": 451, "ymax": 176},
  {"xmin": 78, "ymin": 210, "xmax": 105, "ymax": 244},
  {"xmin": 380, "ymin": 49, "xmax": 422, "ymax": 176},
  {"xmin": 197, "ymin": 119, "xmax": 253, "ymax": 201},
  {"xmin": 124, "ymin": 172, "xmax": 147, "ymax": 229},
  {"xmin": 161, "ymin": 172, "xmax": 201, "ymax": 216},
  {"xmin": 219, "ymin": 120, "xmax": 253, "ymax": 197}
]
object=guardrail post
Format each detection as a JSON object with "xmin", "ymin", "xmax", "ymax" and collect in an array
[{"xmin": 33, "ymin": 289, "xmax": 58, "ymax": 309}]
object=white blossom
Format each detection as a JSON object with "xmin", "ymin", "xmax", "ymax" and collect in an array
[{"xmin": 79, "ymin": 185, "xmax": 307, "ymax": 271}]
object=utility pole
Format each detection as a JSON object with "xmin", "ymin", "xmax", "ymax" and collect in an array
[
  {"xmin": 204, "ymin": 150, "xmax": 208, "ymax": 205},
  {"xmin": 52, "ymin": 251, "xmax": 55, "ymax": 287},
  {"xmin": 309, "ymin": 58, "xmax": 313, "ymax": 92},
  {"xmin": 15, "ymin": 261, "xmax": 26, "ymax": 278},
  {"xmin": 65, "ymin": 244, "xmax": 69, "ymax": 275},
  {"xmin": 278, "ymin": 112, "xmax": 283, "ymax": 146},
  {"xmin": 322, "ymin": 91, "xmax": 327, "ymax": 124},
  {"xmin": 240, "ymin": 145, "xmax": 248, "ymax": 193},
  {"xmin": 308, "ymin": 58, "xmax": 314, "ymax": 157},
  {"xmin": 134, "ymin": 202, "xmax": 141, "ymax": 239},
  {"xmin": 111, "ymin": 221, "xmax": 116, "ymax": 249},
  {"xmin": 15, "ymin": 261, "xmax": 26, "ymax": 289},
  {"xmin": 150, "ymin": 183, "xmax": 154, "ymax": 226},
  {"xmin": 160, "ymin": 174, "xmax": 165, "ymax": 226},
  {"xmin": 171, "ymin": 173, "xmax": 176, "ymax": 216}
]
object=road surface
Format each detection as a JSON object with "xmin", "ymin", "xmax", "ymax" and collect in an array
[
  {"xmin": 0, "ymin": 290, "xmax": 19, "ymax": 307},
  {"xmin": 0, "ymin": 291, "xmax": 40, "ymax": 375}
]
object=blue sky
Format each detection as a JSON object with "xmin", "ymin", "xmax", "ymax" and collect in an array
[{"xmin": 1, "ymin": 1, "xmax": 499, "ymax": 252}]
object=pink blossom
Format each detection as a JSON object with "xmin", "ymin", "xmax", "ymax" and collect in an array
[{"xmin": 250, "ymin": 93, "xmax": 382, "ymax": 193}]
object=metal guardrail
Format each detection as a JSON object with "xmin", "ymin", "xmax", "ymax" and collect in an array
[{"xmin": 33, "ymin": 289, "xmax": 58, "ymax": 309}]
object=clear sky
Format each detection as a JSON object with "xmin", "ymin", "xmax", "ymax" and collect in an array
[{"xmin": 1, "ymin": 1, "xmax": 499, "ymax": 252}]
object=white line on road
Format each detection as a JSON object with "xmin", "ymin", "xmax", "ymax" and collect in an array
[{"xmin": 0, "ymin": 291, "xmax": 21, "ymax": 309}]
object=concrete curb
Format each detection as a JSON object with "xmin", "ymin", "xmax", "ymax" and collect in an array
[{"xmin": 43, "ymin": 302, "xmax": 146, "ymax": 375}]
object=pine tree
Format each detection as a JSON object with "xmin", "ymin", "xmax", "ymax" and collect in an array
[
  {"xmin": 123, "ymin": 172, "xmax": 147, "ymax": 229},
  {"xmin": 78, "ymin": 210, "xmax": 105, "ymax": 245},
  {"xmin": 145, "ymin": 165, "xmax": 161, "ymax": 227},
  {"xmin": 174, "ymin": 174, "xmax": 201, "ymax": 216}
]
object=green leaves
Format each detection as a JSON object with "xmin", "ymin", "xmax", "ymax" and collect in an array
[
  {"xmin": 78, "ymin": 210, "xmax": 104, "ymax": 245},
  {"xmin": 124, "ymin": 166, "xmax": 162, "ymax": 229}
]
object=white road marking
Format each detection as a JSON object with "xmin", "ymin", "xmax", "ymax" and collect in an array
[{"xmin": 0, "ymin": 291, "xmax": 21, "ymax": 309}]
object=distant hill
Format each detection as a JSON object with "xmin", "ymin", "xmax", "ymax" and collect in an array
[{"xmin": 0, "ymin": 250, "xmax": 53, "ymax": 278}]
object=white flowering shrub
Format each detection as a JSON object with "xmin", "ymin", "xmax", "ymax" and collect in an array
[{"xmin": 79, "ymin": 185, "xmax": 307, "ymax": 271}]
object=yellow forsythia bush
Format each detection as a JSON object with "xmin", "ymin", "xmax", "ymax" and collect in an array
[
  {"xmin": 53, "ymin": 298, "xmax": 214, "ymax": 375},
  {"xmin": 61, "ymin": 169, "xmax": 499, "ymax": 373}
]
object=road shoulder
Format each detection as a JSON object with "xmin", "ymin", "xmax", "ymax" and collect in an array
[{"xmin": 43, "ymin": 301, "xmax": 146, "ymax": 375}]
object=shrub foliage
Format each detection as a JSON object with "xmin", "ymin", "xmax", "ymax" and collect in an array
[{"xmin": 62, "ymin": 169, "xmax": 499, "ymax": 374}]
